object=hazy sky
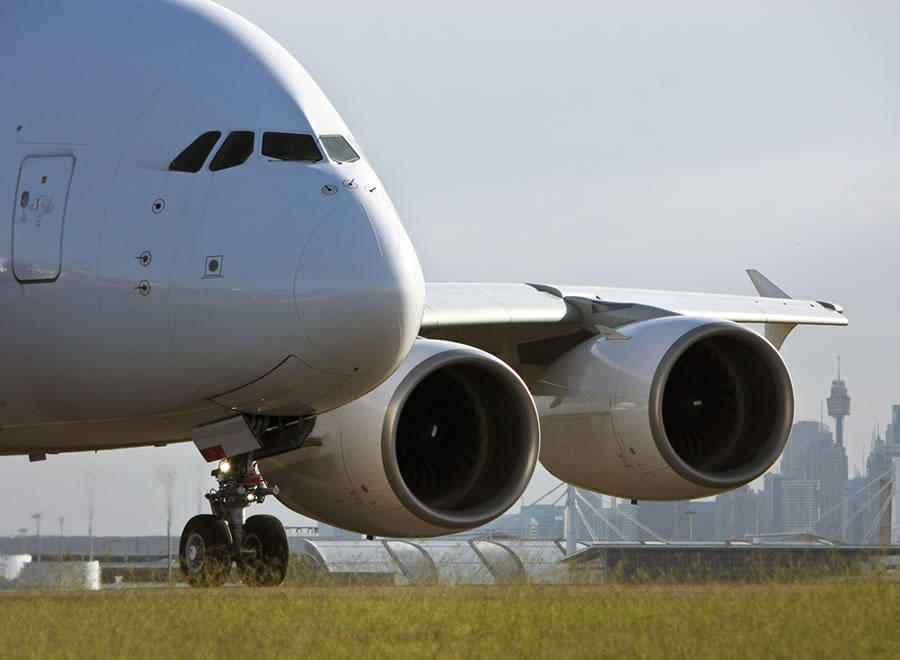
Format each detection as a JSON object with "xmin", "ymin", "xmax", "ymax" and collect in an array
[{"xmin": 2, "ymin": 0, "xmax": 899, "ymax": 537}]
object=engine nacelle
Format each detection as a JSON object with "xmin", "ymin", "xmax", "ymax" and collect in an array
[
  {"xmin": 537, "ymin": 317, "xmax": 793, "ymax": 500},
  {"xmin": 258, "ymin": 339, "xmax": 540, "ymax": 537}
]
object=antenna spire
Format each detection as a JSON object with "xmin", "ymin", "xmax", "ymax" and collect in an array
[{"xmin": 826, "ymin": 360, "xmax": 850, "ymax": 447}]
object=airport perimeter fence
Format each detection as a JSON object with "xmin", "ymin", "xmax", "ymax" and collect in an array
[{"xmin": 3, "ymin": 542, "xmax": 899, "ymax": 589}]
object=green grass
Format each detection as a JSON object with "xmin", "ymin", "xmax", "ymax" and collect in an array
[{"xmin": 2, "ymin": 581, "xmax": 899, "ymax": 659}]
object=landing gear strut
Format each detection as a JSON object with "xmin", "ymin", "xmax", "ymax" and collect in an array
[{"xmin": 179, "ymin": 455, "xmax": 289, "ymax": 587}]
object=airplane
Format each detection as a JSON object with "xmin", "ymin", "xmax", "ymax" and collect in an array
[{"xmin": 0, "ymin": 0, "xmax": 848, "ymax": 587}]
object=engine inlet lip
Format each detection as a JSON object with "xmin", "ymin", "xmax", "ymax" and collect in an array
[
  {"xmin": 381, "ymin": 349, "xmax": 540, "ymax": 529},
  {"xmin": 647, "ymin": 322, "xmax": 794, "ymax": 489}
]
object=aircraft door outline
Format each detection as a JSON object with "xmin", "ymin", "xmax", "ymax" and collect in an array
[{"xmin": 12, "ymin": 154, "xmax": 75, "ymax": 283}]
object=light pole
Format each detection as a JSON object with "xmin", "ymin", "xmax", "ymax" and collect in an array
[
  {"xmin": 565, "ymin": 485, "xmax": 577, "ymax": 556},
  {"xmin": 156, "ymin": 465, "xmax": 176, "ymax": 581},
  {"xmin": 85, "ymin": 469, "xmax": 97, "ymax": 562},
  {"xmin": 685, "ymin": 510, "xmax": 696, "ymax": 541},
  {"xmin": 32, "ymin": 513, "xmax": 42, "ymax": 561}
]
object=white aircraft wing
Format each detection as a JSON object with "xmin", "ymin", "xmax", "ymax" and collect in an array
[
  {"xmin": 421, "ymin": 282, "xmax": 577, "ymax": 328},
  {"xmin": 420, "ymin": 270, "xmax": 846, "ymax": 350}
]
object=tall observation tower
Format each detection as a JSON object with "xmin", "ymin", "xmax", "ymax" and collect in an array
[{"xmin": 826, "ymin": 357, "xmax": 851, "ymax": 447}]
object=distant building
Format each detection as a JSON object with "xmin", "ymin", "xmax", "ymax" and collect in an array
[
  {"xmin": 808, "ymin": 437, "xmax": 849, "ymax": 538},
  {"xmin": 885, "ymin": 404, "xmax": 900, "ymax": 445},
  {"xmin": 826, "ymin": 360, "xmax": 851, "ymax": 447},
  {"xmin": 636, "ymin": 501, "xmax": 683, "ymax": 540},
  {"xmin": 488, "ymin": 503, "xmax": 564, "ymax": 540},
  {"xmin": 485, "ymin": 508, "xmax": 532, "ymax": 538},
  {"xmin": 562, "ymin": 494, "xmax": 640, "ymax": 542},
  {"xmin": 634, "ymin": 500, "xmax": 714, "ymax": 541},
  {"xmin": 714, "ymin": 485, "xmax": 759, "ymax": 540},
  {"xmin": 759, "ymin": 473, "xmax": 780, "ymax": 535},
  {"xmin": 892, "ymin": 458, "xmax": 900, "ymax": 546},
  {"xmin": 600, "ymin": 501, "xmax": 639, "ymax": 541},
  {"xmin": 841, "ymin": 476, "xmax": 869, "ymax": 545},
  {"xmin": 776, "ymin": 420, "xmax": 847, "ymax": 538},
  {"xmin": 776, "ymin": 479, "xmax": 819, "ymax": 533},
  {"xmin": 521, "ymin": 503, "xmax": 564, "ymax": 540},
  {"xmin": 684, "ymin": 502, "xmax": 715, "ymax": 541},
  {"xmin": 864, "ymin": 408, "xmax": 900, "ymax": 544},
  {"xmin": 574, "ymin": 490, "xmax": 605, "ymax": 541},
  {"xmin": 488, "ymin": 492, "xmax": 646, "ymax": 542},
  {"xmin": 760, "ymin": 473, "xmax": 820, "ymax": 535},
  {"xmin": 780, "ymin": 421, "xmax": 833, "ymax": 479}
]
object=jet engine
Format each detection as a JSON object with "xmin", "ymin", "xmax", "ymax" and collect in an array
[
  {"xmin": 537, "ymin": 317, "xmax": 793, "ymax": 500},
  {"xmin": 257, "ymin": 339, "xmax": 540, "ymax": 537}
]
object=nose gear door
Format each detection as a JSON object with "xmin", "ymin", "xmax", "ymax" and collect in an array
[{"xmin": 13, "ymin": 155, "xmax": 75, "ymax": 282}]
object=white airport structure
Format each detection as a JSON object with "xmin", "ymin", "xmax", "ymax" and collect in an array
[
  {"xmin": 0, "ymin": 555, "xmax": 100, "ymax": 590},
  {"xmin": 290, "ymin": 539, "xmax": 589, "ymax": 586},
  {"xmin": 0, "ymin": 555, "xmax": 31, "ymax": 583}
]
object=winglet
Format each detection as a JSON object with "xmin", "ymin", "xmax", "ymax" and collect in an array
[
  {"xmin": 746, "ymin": 269, "xmax": 791, "ymax": 299},
  {"xmin": 746, "ymin": 269, "xmax": 795, "ymax": 350}
]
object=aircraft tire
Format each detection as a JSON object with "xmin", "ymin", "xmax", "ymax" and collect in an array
[
  {"xmin": 240, "ymin": 514, "xmax": 289, "ymax": 587},
  {"xmin": 179, "ymin": 514, "xmax": 232, "ymax": 588}
]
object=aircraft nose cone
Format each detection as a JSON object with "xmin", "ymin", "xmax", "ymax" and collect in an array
[{"xmin": 295, "ymin": 200, "xmax": 424, "ymax": 378}]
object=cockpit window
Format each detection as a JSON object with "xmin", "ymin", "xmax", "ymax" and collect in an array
[
  {"xmin": 320, "ymin": 135, "xmax": 360, "ymax": 163},
  {"xmin": 261, "ymin": 132, "xmax": 323, "ymax": 162},
  {"xmin": 209, "ymin": 131, "xmax": 255, "ymax": 171},
  {"xmin": 169, "ymin": 131, "xmax": 221, "ymax": 172}
]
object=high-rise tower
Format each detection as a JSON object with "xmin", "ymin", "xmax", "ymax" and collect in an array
[{"xmin": 826, "ymin": 357, "xmax": 851, "ymax": 447}]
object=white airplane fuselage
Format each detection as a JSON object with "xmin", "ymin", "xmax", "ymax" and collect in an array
[{"xmin": 0, "ymin": 0, "xmax": 425, "ymax": 454}]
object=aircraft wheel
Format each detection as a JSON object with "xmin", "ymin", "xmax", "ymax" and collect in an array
[
  {"xmin": 179, "ymin": 514, "xmax": 232, "ymax": 588},
  {"xmin": 240, "ymin": 514, "xmax": 289, "ymax": 587}
]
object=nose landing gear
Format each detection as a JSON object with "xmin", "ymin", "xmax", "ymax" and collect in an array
[{"xmin": 178, "ymin": 456, "xmax": 289, "ymax": 587}]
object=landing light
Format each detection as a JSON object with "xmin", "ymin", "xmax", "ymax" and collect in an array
[{"xmin": 219, "ymin": 460, "xmax": 231, "ymax": 474}]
